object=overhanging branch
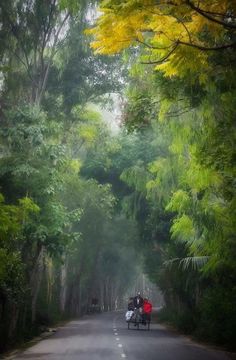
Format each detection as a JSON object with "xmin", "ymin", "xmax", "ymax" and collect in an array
[
  {"xmin": 140, "ymin": 42, "xmax": 179, "ymax": 64},
  {"xmin": 178, "ymin": 39, "xmax": 236, "ymax": 51},
  {"xmin": 186, "ymin": 0, "xmax": 236, "ymax": 29}
]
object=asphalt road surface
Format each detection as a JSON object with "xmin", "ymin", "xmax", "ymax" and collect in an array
[{"xmin": 10, "ymin": 311, "xmax": 230, "ymax": 360}]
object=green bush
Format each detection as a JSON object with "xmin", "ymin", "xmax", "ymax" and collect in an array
[
  {"xmin": 196, "ymin": 286, "xmax": 236, "ymax": 350},
  {"xmin": 158, "ymin": 306, "xmax": 197, "ymax": 333}
]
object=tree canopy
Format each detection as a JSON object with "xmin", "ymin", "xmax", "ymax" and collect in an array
[
  {"xmin": 88, "ymin": 0, "xmax": 236, "ymax": 78},
  {"xmin": 0, "ymin": 0, "xmax": 235, "ymax": 353}
]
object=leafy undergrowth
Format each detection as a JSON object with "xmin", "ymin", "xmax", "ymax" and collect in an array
[{"xmin": 157, "ymin": 306, "xmax": 236, "ymax": 353}]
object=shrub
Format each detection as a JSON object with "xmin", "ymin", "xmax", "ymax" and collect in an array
[{"xmin": 196, "ymin": 286, "xmax": 236, "ymax": 350}]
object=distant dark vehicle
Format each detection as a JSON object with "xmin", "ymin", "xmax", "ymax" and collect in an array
[{"xmin": 87, "ymin": 298, "xmax": 101, "ymax": 313}]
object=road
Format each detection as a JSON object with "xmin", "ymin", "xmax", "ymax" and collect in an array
[{"xmin": 9, "ymin": 311, "xmax": 229, "ymax": 360}]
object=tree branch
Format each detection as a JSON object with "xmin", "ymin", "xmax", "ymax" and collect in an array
[
  {"xmin": 6, "ymin": 47, "xmax": 37, "ymax": 86},
  {"xmin": 165, "ymin": 108, "xmax": 192, "ymax": 117},
  {"xmin": 37, "ymin": 12, "xmax": 70, "ymax": 105},
  {"xmin": 177, "ymin": 19, "xmax": 193, "ymax": 44},
  {"xmin": 136, "ymin": 38, "xmax": 175, "ymax": 50},
  {"xmin": 186, "ymin": 0, "xmax": 236, "ymax": 29},
  {"xmin": 140, "ymin": 42, "xmax": 179, "ymax": 64},
  {"xmin": 178, "ymin": 39, "xmax": 236, "ymax": 51}
]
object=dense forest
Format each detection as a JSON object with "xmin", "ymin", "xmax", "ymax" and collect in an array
[{"xmin": 0, "ymin": 0, "xmax": 235, "ymax": 353}]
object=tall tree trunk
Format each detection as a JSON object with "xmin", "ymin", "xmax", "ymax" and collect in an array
[
  {"xmin": 30, "ymin": 245, "xmax": 45, "ymax": 323},
  {"xmin": 60, "ymin": 261, "xmax": 68, "ymax": 313},
  {"xmin": 8, "ymin": 302, "xmax": 19, "ymax": 339}
]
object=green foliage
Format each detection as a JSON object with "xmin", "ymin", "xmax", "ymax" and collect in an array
[
  {"xmin": 197, "ymin": 286, "xmax": 236, "ymax": 349},
  {"xmin": 0, "ymin": 3, "xmax": 133, "ymax": 352},
  {"xmin": 158, "ymin": 306, "xmax": 197, "ymax": 334},
  {"xmin": 0, "ymin": 0, "xmax": 235, "ymax": 353},
  {"xmin": 166, "ymin": 190, "xmax": 191, "ymax": 214},
  {"xmin": 0, "ymin": 195, "xmax": 21, "ymax": 240},
  {"xmin": 104, "ymin": 12, "xmax": 236, "ymax": 348},
  {"xmin": 0, "ymin": 249, "xmax": 25, "ymax": 300},
  {"xmin": 19, "ymin": 197, "xmax": 40, "ymax": 215},
  {"xmin": 0, "ymin": 193, "xmax": 39, "ymax": 244},
  {"xmin": 171, "ymin": 215, "xmax": 195, "ymax": 243}
]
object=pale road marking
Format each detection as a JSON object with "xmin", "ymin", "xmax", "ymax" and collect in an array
[
  {"xmin": 118, "ymin": 344, "xmax": 123, "ymax": 348},
  {"xmin": 115, "ymin": 332, "xmax": 118, "ymax": 335},
  {"xmin": 113, "ymin": 328, "xmax": 117, "ymax": 331},
  {"xmin": 116, "ymin": 337, "xmax": 120, "ymax": 340},
  {"xmin": 121, "ymin": 354, "xmax": 126, "ymax": 358}
]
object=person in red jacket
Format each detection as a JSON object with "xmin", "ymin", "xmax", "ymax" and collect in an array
[{"xmin": 142, "ymin": 298, "xmax": 152, "ymax": 324}]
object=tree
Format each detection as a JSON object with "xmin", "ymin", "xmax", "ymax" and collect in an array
[
  {"xmin": 87, "ymin": 9, "xmax": 236, "ymax": 345},
  {"xmin": 0, "ymin": 2, "xmax": 130, "ymax": 349},
  {"xmin": 88, "ymin": 0, "xmax": 236, "ymax": 79}
]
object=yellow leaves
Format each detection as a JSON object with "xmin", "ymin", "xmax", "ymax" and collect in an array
[
  {"xmin": 87, "ymin": 1, "xmax": 157, "ymax": 54},
  {"xmin": 156, "ymin": 45, "xmax": 210, "ymax": 79},
  {"xmin": 87, "ymin": 9, "xmax": 148, "ymax": 54},
  {"xmin": 88, "ymin": 0, "xmax": 232, "ymax": 78}
]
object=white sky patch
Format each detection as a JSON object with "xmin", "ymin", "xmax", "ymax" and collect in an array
[{"xmin": 85, "ymin": 5, "xmax": 101, "ymax": 25}]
